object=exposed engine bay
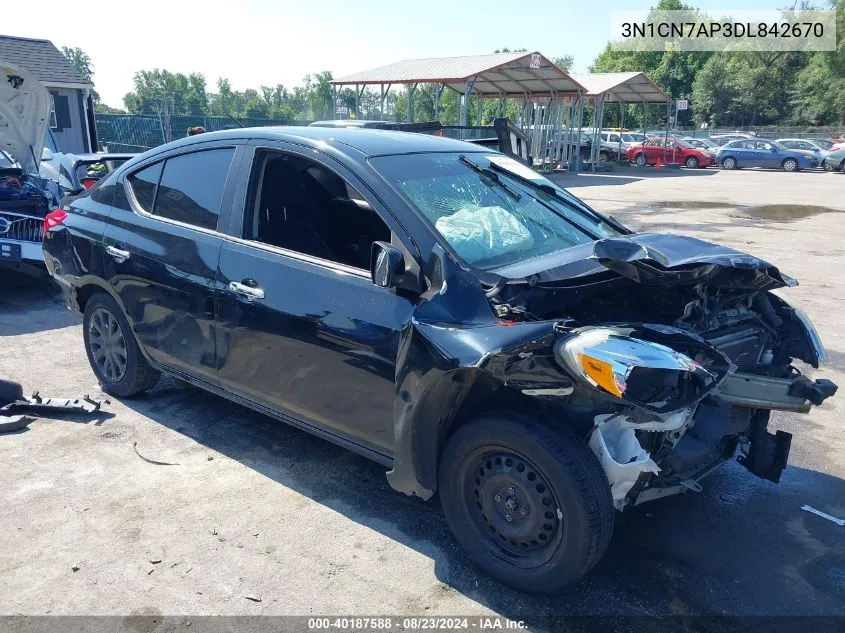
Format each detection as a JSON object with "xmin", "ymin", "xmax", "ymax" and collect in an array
[{"xmin": 482, "ymin": 234, "xmax": 837, "ymax": 509}]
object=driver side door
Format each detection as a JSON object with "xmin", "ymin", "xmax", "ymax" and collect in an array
[{"xmin": 214, "ymin": 141, "xmax": 417, "ymax": 457}]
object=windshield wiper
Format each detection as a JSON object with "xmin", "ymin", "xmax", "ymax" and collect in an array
[
  {"xmin": 484, "ymin": 160, "xmax": 629, "ymax": 234},
  {"xmin": 458, "ymin": 155, "xmax": 521, "ymax": 201}
]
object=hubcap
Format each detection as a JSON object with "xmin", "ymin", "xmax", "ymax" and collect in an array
[
  {"xmin": 466, "ymin": 451, "xmax": 562, "ymax": 565},
  {"xmin": 785, "ymin": 160, "xmax": 797, "ymax": 171},
  {"xmin": 88, "ymin": 307, "xmax": 128, "ymax": 383},
  {"xmin": 686, "ymin": 158, "xmax": 696, "ymax": 168}
]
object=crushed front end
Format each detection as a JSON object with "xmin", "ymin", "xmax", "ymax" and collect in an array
[{"xmin": 487, "ymin": 234, "xmax": 837, "ymax": 509}]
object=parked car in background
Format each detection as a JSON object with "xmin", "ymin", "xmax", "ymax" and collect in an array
[
  {"xmin": 627, "ymin": 137, "xmax": 715, "ymax": 168},
  {"xmin": 0, "ymin": 60, "xmax": 129, "ymax": 277},
  {"xmin": 599, "ymin": 131, "xmax": 645, "ymax": 155},
  {"xmin": 43, "ymin": 125, "xmax": 836, "ymax": 593},
  {"xmin": 48, "ymin": 153, "xmax": 136, "ymax": 193},
  {"xmin": 716, "ymin": 139, "xmax": 818, "ymax": 171},
  {"xmin": 710, "ymin": 132, "xmax": 753, "ymax": 145},
  {"xmin": 821, "ymin": 145, "xmax": 845, "ymax": 171},
  {"xmin": 776, "ymin": 139, "xmax": 826, "ymax": 166},
  {"xmin": 682, "ymin": 137, "xmax": 719, "ymax": 155},
  {"xmin": 777, "ymin": 138, "xmax": 834, "ymax": 154},
  {"xmin": 1, "ymin": 59, "xmax": 60, "ymax": 276}
]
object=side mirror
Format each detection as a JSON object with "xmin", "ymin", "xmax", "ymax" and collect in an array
[{"xmin": 370, "ymin": 241, "xmax": 405, "ymax": 289}]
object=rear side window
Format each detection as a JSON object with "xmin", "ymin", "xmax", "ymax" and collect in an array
[
  {"xmin": 127, "ymin": 161, "xmax": 162, "ymax": 212},
  {"xmin": 154, "ymin": 148, "xmax": 235, "ymax": 231}
]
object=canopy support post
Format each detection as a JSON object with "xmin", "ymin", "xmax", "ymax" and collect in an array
[
  {"xmin": 618, "ymin": 101, "xmax": 625, "ymax": 161},
  {"xmin": 406, "ymin": 83, "xmax": 417, "ymax": 123},
  {"xmin": 460, "ymin": 76, "xmax": 478, "ymax": 127},
  {"xmin": 574, "ymin": 93, "xmax": 585, "ymax": 173},
  {"xmin": 433, "ymin": 83, "xmax": 443, "ymax": 121}
]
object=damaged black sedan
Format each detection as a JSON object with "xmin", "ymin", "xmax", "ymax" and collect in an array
[{"xmin": 42, "ymin": 128, "xmax": 836, "ymax": 593}]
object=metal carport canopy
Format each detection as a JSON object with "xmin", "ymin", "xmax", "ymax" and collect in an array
[
  {"xmin": 331, "ymin": 51, "xmax": 585, "ymax": 97},
  {"xmin": 567, "ymin": 72, "xmax": 671, "ymax": 103}
]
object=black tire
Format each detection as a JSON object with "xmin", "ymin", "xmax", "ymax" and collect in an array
[
  {"xmin": 721, "ymin": 156, "xmax": 737, "ymax": 170},
  {"xmin": 0, "ymin": 379, "xmax": 24, "ymax": 406},
  {"xmin": 840, "ymin": 159, "xmax": 845, "ymax": 173},
  {"xmin": 439, "ymin": 412, "xmax": 614, "ymax": 593},
  {"xmin": 598, "ymin": 152, "xmax": 610, "ymax": 166},
  {"xmin": 685, "ymin": 156, "xmax": 699, "ymax": 169},
  {"xmin": 82, "ymin": 292, "xmax": 160, "ymax": 397},
  {"xmin": 782, "ymin": 158, "xmax": 799, "ymax": 172},
  {"xmin": 634, "ymin": 153, "xmax": 646, "ymax": 167}
]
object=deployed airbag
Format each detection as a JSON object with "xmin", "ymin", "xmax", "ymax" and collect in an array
[{"xmin": 435, "ymin": 206, "xmax": 532, "ymax": 264}]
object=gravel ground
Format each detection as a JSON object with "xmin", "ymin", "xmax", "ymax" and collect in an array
[{"xmin": 0, "ymin": 167, "xmax": 843, "ymax": 622}]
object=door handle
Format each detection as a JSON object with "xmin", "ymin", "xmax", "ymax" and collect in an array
[
  {"xmin": 228, "ymin": 280, "xmax": 265, "ymax": 301},
  {"xmin": 106, "ymin": 245, "xmax": 130, "ymax": 263}
]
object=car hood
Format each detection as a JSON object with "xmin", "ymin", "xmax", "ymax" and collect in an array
[
  {"xmin": 0, "ymin": 60, "xmax": 50, "ymax": 175},
  {"xmin": 494, "ymin": 233, "xmax": 794, "ymax": 291}
]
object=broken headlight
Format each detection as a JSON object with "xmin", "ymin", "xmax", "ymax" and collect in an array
[{"xmin": 554, "ymin": 327, "xmax": 716, "ymax": 411}]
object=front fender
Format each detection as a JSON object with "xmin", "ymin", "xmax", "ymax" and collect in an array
[{"xmin": 387, "ymin": 318, "xmax": 571, "ymax": 498}]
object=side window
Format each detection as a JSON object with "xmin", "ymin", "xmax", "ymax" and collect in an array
[
  {"xmin": 127, "ymin": 161, "xmax": 163, "ymax": 212},
  {"xmin": 609, "ymin": 134, "xmax": 620, "ymax": 142},
  {"xmin": 154, "ymin": 148, "xmax": 234, "ymax": 231},
  {"xmin": 244, "ymin": 150, "xmax": 391, "ymax": 270},
  {"xmin": 757, "ymin": 141, "xmax": 773, "ymax": 151}
]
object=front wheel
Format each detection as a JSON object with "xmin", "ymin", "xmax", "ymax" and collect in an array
[
  {"xmin": 439, "ymin": 413, "xmax": 614, "ymax": 593},
  {"xmin": 685, "ymin": 156, "xmax": 699, "ymax": 169},
  {"xmin": 597, "ymin": 152, "xmax": 610, "ymax": 166},
  {"xmin": 83, "ymin": 293, "xmax": 160, "ymax": 397},
  {"xmin": 782, "ymin": 158, "xmax": 799, "ymax": 172},
  {"xmin": 722, "ymin": 156, "xmax": 737, "ymax": 170}
]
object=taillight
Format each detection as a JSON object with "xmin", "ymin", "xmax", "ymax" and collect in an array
[
  {"xmin": 81, "ymin": 178, "xmax": 97, "ymax": 189},
  {"xmin": 44, "ymin": 209, "xmax": 68, "ymax": 235}
]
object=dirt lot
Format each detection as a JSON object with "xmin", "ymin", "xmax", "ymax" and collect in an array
[{"xmin": 0, "ymin": 167, "xmax": 843, "ymax": 621}]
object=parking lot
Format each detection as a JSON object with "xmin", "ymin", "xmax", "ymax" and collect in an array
[{"xmin": 0, "ymin": 167, "xmax": 843, "ymax": 620}]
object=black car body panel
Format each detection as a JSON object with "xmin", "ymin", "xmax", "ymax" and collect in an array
[{"xmin": 43, "ymin": 126, "xmax": 835, "ymax": 506}]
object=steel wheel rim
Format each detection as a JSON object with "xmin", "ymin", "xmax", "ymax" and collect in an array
[
  {"xmin": 461, "ymin": 447, "xmax": 563, "ymax": 568},
  {"xmin": 88, "ymin": 307, "xmax": 128, "ymax": 383}
]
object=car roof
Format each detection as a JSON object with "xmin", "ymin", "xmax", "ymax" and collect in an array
[{"xmin": 141, "ymin": 126, "xmax": 484, "ymax": 158}]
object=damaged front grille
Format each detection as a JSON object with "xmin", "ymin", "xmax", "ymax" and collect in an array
[
  {"xmin": 702, "ymin": 324, "xmax": 767, "ymax": 371},
  {"xmin": 0, "ymin": 212, "xmax": 42, "ymax": 243}
]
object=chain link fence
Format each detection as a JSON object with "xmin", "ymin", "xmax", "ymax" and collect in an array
[{"xmin": 95, "ymin": 114, "xmax": 312, "ymax": 152}]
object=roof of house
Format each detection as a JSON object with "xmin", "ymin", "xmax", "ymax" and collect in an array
[
  {"xmin": 332, "ymin": 52, "xmax": 585, "ymax": 97},
  {"xmin": 568, "ymin": 72, "xmax": 670, "ymax": 103},
  {"xmin": 0, "ymin": 34, "xmax": 91, "ymax": 86}
]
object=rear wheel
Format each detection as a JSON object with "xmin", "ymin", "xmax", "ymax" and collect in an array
[
  {"xmin": 685, "ymin": 156, "xmax": 699, "ymax": 169},
  {"xmin": 598, "ymin": 152, "xmax": 610, "ymax": 166},
  {"xmin": 722, "ymin": 156, "xmax": 737, "ymax": 170},
  {"xmin": 634, "ymin": 153, "xmax": 646, "ymax": 167},
  {"xmin": 782, "ymin": 158, "xmax": 799, "ymax": 172},
  {"xmin": 83, "ymin": 293, "xmax": 160, "ymax": 397},
  {"xmin": 439, "ymin": 413, "xmax": 614, "ymax": 593}
]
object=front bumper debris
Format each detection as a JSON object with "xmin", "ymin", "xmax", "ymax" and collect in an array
[{"xmin": 714, "ymin": 372, "xmax": 837, "ymax": 413}]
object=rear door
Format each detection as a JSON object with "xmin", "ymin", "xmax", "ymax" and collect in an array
[
  {"xmin": 103, "ymin": 144, "xmax": 244, "ymax": 381},
  {"xmin": 214, "ymin": 142, "xmax": 415, "ymax": 456}
]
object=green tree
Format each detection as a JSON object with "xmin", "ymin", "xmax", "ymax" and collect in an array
[
  {"xmin": 61, "ymin": 46, "xmax": 100, "ymax": 103},
  {"xmin": 123, "ymin": 69, "xmax": 209, "ymax": 115}
]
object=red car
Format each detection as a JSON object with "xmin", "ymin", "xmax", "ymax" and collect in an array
[{"xmin": 627, "ymin": 137, "xmax": 715, "ymax": 169}]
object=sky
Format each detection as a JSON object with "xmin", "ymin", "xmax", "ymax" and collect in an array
[{"xmin": 3, "ymin": 0, "xmax": 787, "ymax": 109}]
